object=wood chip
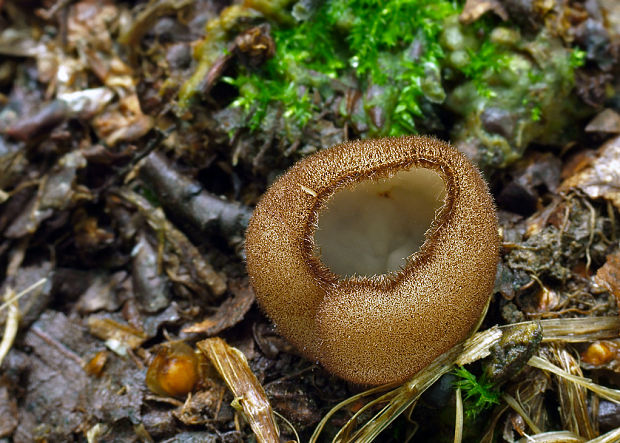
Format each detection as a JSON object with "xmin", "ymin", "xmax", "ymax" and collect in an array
[{"xmin": 197, "ymin": 338, "xmax": 279, "ymax": 443}]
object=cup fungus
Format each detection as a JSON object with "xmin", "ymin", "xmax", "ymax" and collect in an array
[{"xmin": 245, "ymin": 136, "xmax": 499, "ymax": 385}]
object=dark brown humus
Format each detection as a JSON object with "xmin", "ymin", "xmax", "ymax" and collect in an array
[{"xmin": 245, "ymin": 136, "xmax": 499, "ymax": 385}]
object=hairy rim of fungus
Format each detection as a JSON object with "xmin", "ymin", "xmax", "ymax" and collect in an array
[{"xmin": 245, "ymin": 136, "xmax": 499, "ymax": 385}]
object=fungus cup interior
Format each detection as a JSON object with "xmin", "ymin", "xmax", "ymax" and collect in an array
[{"xmin": 314, "ymin": 167, "xmax": 447, "ymax": 276}]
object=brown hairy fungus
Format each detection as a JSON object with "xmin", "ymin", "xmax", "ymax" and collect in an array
[{"xmin": 245, "ymin": 136, "xmax": 500, "ymax": 385}]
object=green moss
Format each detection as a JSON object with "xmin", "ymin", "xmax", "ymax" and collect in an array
[
  {"xmin": 190, "ymin": 0, "xmax": 593, "ymax": 164},
  {"xmin": 329, "ymin": 0, "xmax": 456, "ymax": 84},
  {"xmin": 224, "ymin": 0, "xmax": 461, "ymax": 137},
  {"xmin": 453, "ymin": 366, "xmax": 501, "ymax": 420},
  {"xmin": 223, "ymin": 4, "xmax": 344, "ymax": 133},
  {"xmin": 326, "ymin": 0, "xmax": 458, "ymax": 135}
]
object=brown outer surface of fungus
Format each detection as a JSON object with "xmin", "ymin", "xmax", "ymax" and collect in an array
[{"xmin": 245, "ymin": 136, "xmax": 500, "ymax": 385}]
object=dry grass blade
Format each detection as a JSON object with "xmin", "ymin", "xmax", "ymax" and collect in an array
[
  {"xmin": 309, "ymin": 382, "xmax": 398, "ymax": 443},
  {"xmin": 197, "ymin": 338, "xmax": 280, "ymax": 443},
  {"xmin": 533, "ymin": 317, "xmax": 620, "ymax": 342},
  {"xmin": 337, "ymin": 386, "xmax": 425, "ymax": 442},
  {"xmin": 0, "ymin": 278, "xmax": 46, "ymax": 313},
  {"xmin": 545, "ymin": 345, "xmax": 596, "ymax": 438},
  {"xmin": 0, "ymin": 288, "xmax": 19, "ymax": 367},
  {"xmin": 480, "ymin": 372, "xmax": 549, "ymax": 442},
  {"xmin": 588, "ymin": 426, "xmax": 620, "ymax": 442},
  {"xmin": 528, "ymin": 355, "xmax": 620, "ymax": 403},
  {"xmin": 516, "ymin": 430, "xmax": 585, "ymax": 442},
  {"xmin": 502, "ymin": 392, "xmax": 542, "ymax": 434},
  {"xmin": 274, "ymin": 410, "xmax": 300, "ymax": 443},
  {"xmin": 455, "ymin": 325, "xmax": 502, "ymax": 365},
  {"xmin": 454, "ymin": 387, "xmax": 463, "ymax": 443},
  {"xmin": 516, "ymin": 427, "xmax": 620, "ymax": 443},
  {"xmin": 0, "ymin": 239, "xmax": 40, "ymax": 366}
]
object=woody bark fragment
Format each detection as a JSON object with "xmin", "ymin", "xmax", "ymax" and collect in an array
[
  {"xmin": 197, "ymin": 338, "xmax": 280, "ymax": 443},
  {"xmin": 139, "ymin": 152, "xmax": 252, "ymax": 251}
]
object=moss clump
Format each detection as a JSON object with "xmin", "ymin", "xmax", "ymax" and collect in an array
[
  {"xmin": 223, "ymin": 0, "xmax": 461, "ymax": 137},
  {"xmin": 224, "ymin": 4, "xmax": 344, "ymax": 133},
  {"xmin": 454, "ymin": 366, "xmax": 501, "ymax": 419},
  {"xmin": 444, "ymin": 17, "xmax": 589, "ymax": 167},
  {"xmin": 184, "ymin": 0, "xmax": 592, "ymax": 168}
]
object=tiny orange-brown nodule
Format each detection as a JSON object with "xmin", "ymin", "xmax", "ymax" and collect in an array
[
  {"xmin": 245, "ymin": 136, "xmax": 499, "ymax": 385},
  {"xmin": 146, "ymin": 342, "xmax": 200, "ymax": 397}
]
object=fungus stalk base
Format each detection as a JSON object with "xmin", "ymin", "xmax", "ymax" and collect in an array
[{"xmin": 314, "ymin": 168, "xmax": 447, "ymax": 276}]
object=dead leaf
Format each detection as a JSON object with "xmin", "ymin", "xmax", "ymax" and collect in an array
[
  {"xmin": 595, "ymin": 249, "xmax": 620, "ymax": 306},
  {"xmin": 92, "ymin": 95, "xmax": 154, "ymax": 146},
  {"xmin": 560, "ymin": 136, "xmax": 620, "ymax": 210}
]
